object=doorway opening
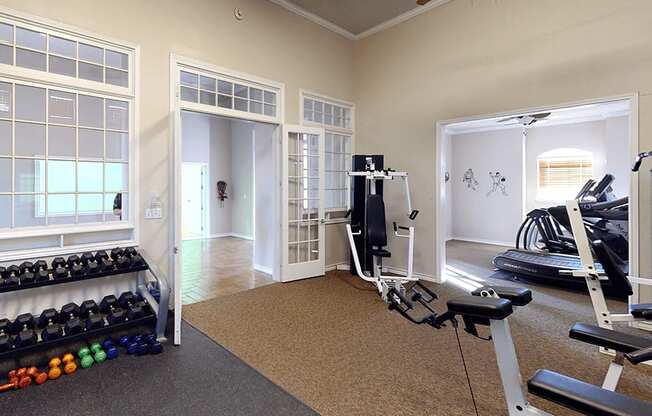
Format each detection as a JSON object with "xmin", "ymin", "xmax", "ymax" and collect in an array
[{"xmin": 180, "ymin": 110, "xmax": 277, "ymax": 304}]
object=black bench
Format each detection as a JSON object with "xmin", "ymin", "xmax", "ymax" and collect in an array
[
  {"xmin": 528, "ymin": 369, "xmax": 652, "ymax": 416},
  {"xmin": 631, "ymin": 303, "xmax": 652, "ymax": 320},
  {"xmin": 446, "ymin": 296, "xmax": 513, "ymax": 321},
  {"xmin": 471, "ymin": 285, "xmax": 533, "ymax": 306},
  {"xmin": 569, "ymin": 323, "xmax": 651, "ymax": 354}
]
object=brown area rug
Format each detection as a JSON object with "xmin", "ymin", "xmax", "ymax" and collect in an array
[{"xmin": 183, "ymin": 271, "xmax": 652, "ymax": 416}]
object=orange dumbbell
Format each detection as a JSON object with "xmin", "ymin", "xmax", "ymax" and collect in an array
[
  {"xmin": 8, "ymin": 368, "xmax": 31, "ymax": 389},
  {"xmin": 62, "ymin": 353, "xmax": 77, "ymax": 375},
  {"xmin": 48, "ymin": 357, "xmax": 62, "ymax": 380},
  {"xmin": 0, "ymin": 379, "xmax": 18, "ymax": 393},
  {"xmin": 26, "ymin": 366, "xmax": 48, "ymax": 385}
]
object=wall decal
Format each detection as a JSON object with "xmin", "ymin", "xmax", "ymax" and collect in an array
[
  {"xmin": 462, "ymin": 168, "xmax": 479, "ymax": 190},
  {"xmin": 487, "ymin": 171, "xmax": 508, "ymax": 196}
]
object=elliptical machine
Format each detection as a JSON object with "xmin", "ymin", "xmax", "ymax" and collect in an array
[{"xmin": 345, "ymin": 155, "xmax": 420, "ymax": 303}]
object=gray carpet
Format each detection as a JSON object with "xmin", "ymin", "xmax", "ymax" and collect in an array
[{"xmin": 0, "ymin": 321, "xmax": 317, "ymax": 416}]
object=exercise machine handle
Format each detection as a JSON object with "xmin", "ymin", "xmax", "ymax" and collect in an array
[
  {"xmin": 409, "ymin": 210, "xmax": 419, "ymax": 220},
  {"xmin": 632, "ymin": 151, "xmax": 652, "ymax": 172},
  {"xmin": 625, "ymin": 345, "xmax": 652, "ymax": 365}
]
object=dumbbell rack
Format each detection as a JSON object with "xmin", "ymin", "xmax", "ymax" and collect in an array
[{"xmin": 0, "ymin": 249, "xmax": 169, "ymax": 361}]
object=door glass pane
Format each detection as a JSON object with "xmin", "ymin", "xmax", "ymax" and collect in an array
[
  {"xmin": 0, "ymin": 158, "xmax": 11, "ymax": 192},
  {"xmin": 48, "ymin": 90, "xmax": 76, "ymax": 125},
  {"xmin": 79, "ymin": 62, "xmax": 103, "ymax": 82},
  {"xmin": 0, "ymin": 44, "xmax": 13, "ymax": 65},
  {"xmin": 48, "ymin": 194, "xmax": 76, "ymax": 225},
  {"xmin": 14, "ymin": 194, "xmax": 46, "ymax": 227},
  {"xmin": 0, "ymin": 195, "xmax": 10, "ymax": 229},
  {"xmin": 79, "ymin": 128, "xmax": 103, "ymax": 159},
  {"xmin": 78, "ymin": 161, "xmax": 102, "ymax": 192},
  {"xmin": 0, "ymin": 120, "xmax": 11, "ymax": 155},
  {"xmin": 16, "ymin": 27, "xmax": 46, "ymax": 50},
  {"xmin": 49, "ymin": 36, "xmax": 76, "ymax": 58},
  {"xmin": 15, "ymin": 159, "xmax": 44, "ymax": 192},
  {"xmin": 79, "ymin": 43, "xmax": 103, "ymax": 64},
  {"xmin": 15, "ymin": 122, "xmax": 45, "ymax": 157},
  {"xmin": 16, "ymin": 48, "xmax": 46, "ymax": 71},
  {"xmin": 15, "ymin": 85, "xmax": 46, "ymax": 122},
  {"xmin": 47, "ymin": 160, "xmax": 75, "ymax": 193},
  {"xmin": 105, "ymin": 50, "xmax": 128, "ymax": 70},
  {"xmin": 48, "ymin": 125, "xmax": 76, "ymax": 158},
  {"xmin": 78, "ymin": 95, "xmax": 103, "ymax": 128},
  {"xmin": 0, "ymin": 82, "xmax": 11, "ymax": 118},
  {"xmin": 49, "ymin": 55, "xmax": 76, "ymax": 77}
]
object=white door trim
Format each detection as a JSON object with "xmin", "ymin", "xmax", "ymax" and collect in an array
[
  {"xmin": 169, "ymin": 53, "xmax": 285, "ymax": 345},
  {"xmin": 435, "ymin": 94, "xmax": 639, "ymax": 301}
]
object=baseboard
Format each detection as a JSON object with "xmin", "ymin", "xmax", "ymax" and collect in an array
[
  {"xmin": 205, "ymin": 233, "xmax": 254, "ymax": 241},
  {"xmin": 382, "ymin": 266, "xmax": 440, "ymax": 283},
  {"xmin": 450, "ymin": 236, "xmax": 513, "ymax": 248},
  {"xmin": 206, "ymin": 233, "xmax": 231, "ymax": 239},
  {"xmin": 326, "ymin": 262, "xmax": 349, "ymax": 272},
  {"xmin": 253, "ymin": 264, "xmax": 273, "ymax": 275},
  {"xmin": 230, "ymin": 233, "xmax": 254, "ymax": 241}
]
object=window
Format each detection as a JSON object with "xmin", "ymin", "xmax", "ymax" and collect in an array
[
  {"xmin": 537, "ymin": 149, "xmax": 593, "ymax": 201},
  {"xmin": 302, "ymin": 93, "xmax": 354, "ymax": 219},
  {"xmin": 179, "ymin": 69, "xmax": 278, "ymax": 118},
  {"xmin": 0, "ymin": 20, "xmax": 130, "ymax": 88}
]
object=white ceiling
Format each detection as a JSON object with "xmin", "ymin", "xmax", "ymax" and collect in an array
[
  {"xmin": 271, "ymin": 0, "xmax": 450, "ymax": 39},
  {"xmin": 445, "ymin": 100, "xmax": 631, "ymax": 136}
]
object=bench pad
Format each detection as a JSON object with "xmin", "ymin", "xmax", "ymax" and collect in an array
[
  {"xmin": 446, "ymin": 296, "xmax": 513, "ymax": 321},
  {"xmin": 631, "ymin": 304, "xmax": 652, "ymax": 320},
  {"xmin": 528, "ymin": 369, "xmax": 652, "ymax": 416},
  {"xmin": 471, "ymin": 286, "xmax": 532, "ymax": 306},
  {"xmin": 569, "ymin": 323, "xmax": 650, "ymax": 353}
]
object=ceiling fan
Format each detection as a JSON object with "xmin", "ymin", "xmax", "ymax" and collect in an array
[
  {"xmin": 416, "ymin": 0, "xmax": 432, "ymax": 4},
  {"xmin": 497, "ymin": 112, "xmax": 551, "ymax": 127}
]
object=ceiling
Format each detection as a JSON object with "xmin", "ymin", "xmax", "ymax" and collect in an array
[
  {"xmin": 273, "ymin": 0, "xmax": 448, "ymax": 39},
  {"xmin": 445, "ymin": 100, "xmax": 631, "ymax": 135}
]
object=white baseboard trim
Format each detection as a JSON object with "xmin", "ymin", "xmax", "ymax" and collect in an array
[
  {"xmin": 382, "ymin": 266, "xmax": 440, "ymax": 283},
  {"xmin": 326, "ymin": 262, "xmax": 350, "ymax": 272},
  {"xmin": 253, "ymin": 264, "xmax": 273, "ymax": 275},
  {"xmin": 450, "ymin": 236, "xmax": 513, "ymax": 248},
  {"xmin": 204, "ymin": 233, "xmax": 254, "ymax": 241},
  {"xmin": 230, "ymin": 233, "xmax": 254, "ymax": 241}
]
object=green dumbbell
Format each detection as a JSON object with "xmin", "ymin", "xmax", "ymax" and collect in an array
[
  {"xmin": 78, "ymin": 347, "xmax": 94, "ymax": 369},
  {"xmin": 90, "ymin": 342, "xmax": 107, "ymax": 363}
]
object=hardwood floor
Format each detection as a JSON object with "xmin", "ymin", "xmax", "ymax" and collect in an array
[{"xmin": 181, "ymin": 237, "xmax": 275, "ymax": 305}]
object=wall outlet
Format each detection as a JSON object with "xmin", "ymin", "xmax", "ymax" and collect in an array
[{"xmin": 145, "ymin": 207, "xmax": 162, "ymax": 219}]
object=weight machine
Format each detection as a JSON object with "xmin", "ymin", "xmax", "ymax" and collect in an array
[{"xmin": 345, "ymin": 155, "xmax": 419, "ymax": 303}]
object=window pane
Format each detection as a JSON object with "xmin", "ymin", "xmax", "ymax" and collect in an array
[
  {"xmin": 78, "ymin": 94, "xmax": 103, "ymax": 128},
  {"xmin": 16, "ymin": 27, "xmax": 46, "ymax": 51},
  {"xmin": 48, "ymin": 194, "xmax": 76, "ymax": 224},
  {"xmin": 79, "ymin": 128, "xmax": 103, "ymax": 159},
  {"xmin": 49, "ymin": 55, "xmax": 76, "ymax": 77},
  {"xmin": 234, "ymin": 84, "xmax": 248, "ymax": 98},
  {"xmin": 106, "ymin": 131, "xmax": 128, "ymax": 160},
  {"xmin": 0, "ymin": 120, "xmax": 11, "ymax": 155},
  {"xmin": 250, "ymin": 88, "xmax": 262, "ymax": 102},
  {"xmin": 200, "ymin": 76, "xmax": 216, "ymax": 92},
  {"xmin": 106, "ymin": 99, "xmax": 128, "ymax": 131},
  {"xmin": 78, "ymin": 161, "xmax": 102, "ymax": 192},
  {"xmin": 0, "ymin": 195, "xmax": 10, "ymax": 228},
  {"xmin": 0, "ymin": 82, "xmax": 11, "ymax": 118},
  {"xmin": 48, "ymin": 125, "xmax": 76, "ymax": 158},
  {"xmin": 264, "ymin": 91, "xmax": 276, "ymax": 105},
  {"xmin": 15, "ymin": 122, "xmax": 45, "ymax": 157},
  {"xmin": 105, "ymin": 163, "xmax": 127, "ymax": 192},
  {"xmin": 105, "ymin": 192, "xmax": 127, "ymax": 221},
  {"xmin": 49, "ymin": 36, "xmax": 76, "ymax": 58},
  {"xmin": 0, "ymin": 158, "xmax": 11, "ymax": 192},
  {"xmin": 15, "ymin": 159, "xmax": 45, "ymax": 192},
  {"xmin": 264, "ymin": 104, "xmax": 275, "ymax": 117},
  {"xmin": 234, "ymin": 98, "xmax": 248, "ymax": 112},
  {"xmin": 79, "ymin": 194, "xmax": 104, "ymax": 223},
  {"xmin": 79, "ymin": 43, "xmax": 103, "ymax": 64},
  {"xmin": 217, "ymin": 94, "xmax": 232, "ymax": 109},
  {"xmin": 106, "ymin": 68, "xmax": 128, "ymax": 87},
  {"xmin": 0, "ymin": 22, "xmax": 12, "ymax": 43},
  {"xmin": 180, "ymin": 87, "xmax": 198, "ymax": 103},
  {"xmin": 15, "ymin": 194, "xmax": 46, "ymax": 227},
  {"xmin": 16, "ymin": 48, "xmax": 46, "ymax": 71},
  {"xmin": 180, "ymin": 71, "xmax": 198, "ymax": 88},
  {"xmin": 48, "ymin": 90, "xmax": 76, "ymax": 125},
  {"xmin": 79, "ymin": 62, "xmax": 103, "ymax": 82},
  {"xmin": 250, "ymin": 101, "xmax": 262, "ymax": 114},
  {"xmin": 15, "ymin": 84, "xmax": 46, "ymax": 122},
  {"xmin": 217, "ymin": 80, "xmax": 232, "ymax": 95},
  {"xmin": 47, "ymin": 160, "xmax": 75, "ymax": 192},
  {"xmin": 0, "ymin": 44, "xmax": 13, "ymax": 65},
  {"xmin": 105, "ymin": 49, "xmax": 128, "ymax": 70},
  {"xmin": 200, "ymin": 91, "xmax": 216, "ymax": 106}
]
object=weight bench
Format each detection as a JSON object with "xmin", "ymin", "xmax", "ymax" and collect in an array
[
  {"xmin": 471, "ymin": 285, "xmax": 533, "ymax": 306},
  {"xmin": 442, "ymin": 296, "xmax": 652, "ymax": 416}
]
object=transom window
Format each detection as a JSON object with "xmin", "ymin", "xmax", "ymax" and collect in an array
[
  {"xmin": 0, "ymin": 20, "xmax": 130, "ymax": 88},
  {"xmin": 302, "ymin": 93, "xmax": 354, "ymax": 217},
  {"xmin": 0, "ymin": 80, "xmax": 129, "ymax": 228},
  {"xmin": 179, "ymin": 69, "xmax": 278, "ymax": 118},
  {"xmin": 537, "ymin": 148, "xmax": 593, "ymax": 201}
]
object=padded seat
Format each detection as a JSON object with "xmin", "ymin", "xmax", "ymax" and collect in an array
[
  {"xmin": 528, "ymin": 369, "xmax": 652, "ymax": 416},
  {"xmin": 368, "ymin": 248, "xmax": 391, "ymax": 258},
  {"xmin": 631, "ymin": 304, "xmax": 652, "ymax": 320},
  {"xmin": 471, "ymin": 286, "xmax": 532, "ymax": 306},
  {"xmin": 569, "ymin": 323, "xmax": 650, "ymax": 353},
  {"xmin": 446, "ymin": 296, "xmax": 513, "ymax": 321}
]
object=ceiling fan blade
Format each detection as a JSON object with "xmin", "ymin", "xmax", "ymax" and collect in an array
[
  {"xmin": 497, "ymin": 116, "xmax": 518, "ymax": 123},
  {"xmin": 416, "ymin": 0, "xmax": 431, "ymax": 5},
  {"xmin": 532, "ymin": 112, "xmax": 551, "ymax": 119}
]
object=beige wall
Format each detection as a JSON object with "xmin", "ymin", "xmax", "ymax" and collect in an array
[
  {"xmin": 0, "ymin": 0, "xmax": 355, "ymax": 274},
  {"xmin": 353, "ymin": 0, "xmax": 652, "ymax": 300}
]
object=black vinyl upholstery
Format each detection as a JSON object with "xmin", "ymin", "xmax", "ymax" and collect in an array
[
  {"xmin": 446, "ymin": 296, "xmax": 513, "ymax": 321},
  {"xmin": 366, "ymin": 195, "xmax": 387, "ymax": 248},
  {"xmin": 471, "ymin": 286, "xmax": 532, "ymax": 306},
  {"xmin": 569, "ymin": 323, "xmax": 650, "ymax": 353},
  {"xmin": 631, "ymin": 303, "xmax": 652, "ymax": 320},
  {"xmin": 592, "ymin": 240, "xmax": 633, "ymax": 298},
  {"xmin": 528, "ymin": 369, "xmax": 652, "ymax": 416}
]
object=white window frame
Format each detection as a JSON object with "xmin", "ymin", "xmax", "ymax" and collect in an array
[
  {"xmin": 300, "ymin": 90, "xmax": 354, "ymax": 223},
  {"xmin": 0, "ymin": 7, "xmax": 139, "ymax": 261}
]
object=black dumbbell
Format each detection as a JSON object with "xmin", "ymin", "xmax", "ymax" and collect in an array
[
  {"xmin": 124, "ymin": 247, "xmax": 138, "ymax": 257},
  {"xmin": 67, "ymin": 255, "xmax": 84, "ymax": 277},
  {"xmin": 110, "ymin": 248, "xmax": 125, "ymax": 261},
  {"xmin": 18, "ymin": 262, "xmax": 35, "ymax": 285},
  {"xmin": 118, "ymin": 291, "xmax": 145, "ymax": 320},
  {"xmin": 99, "ymin": 295, "xmax": 126, "ymax": 325},
  {"xmin": 10, "ymin": 313, "xmax": 37, "ymax": 348},
  {"xmin": 52, "ymin": 257, "xmax": 69, "ymax": 279},
  {"xmin": 38, "ymin": 308, "xmax": 63, "ymax": 341},
  {"xmin": 33, "ymin": 260, "xmax": 49, "ymax": 282},
  {"xmin": 2, "ymin": 265, "xmax": 20, "ymax": 287},
  {"xmin": 80, "ymin": 252, "xmax": 99, "ymax": 274},
  {"xmin": 0, "ymin": 318, "xmax": 13, "ymax": 352},
  {"xmin": 18, "ymin": 261, "xmax": 34, "ymax": 274},
  {"xmin": 115, "ymin": 255, "xmax": 131, "ymax": 270},
  {"xmin": 95, "ymin": 250, "xmax": 109, "ymax": 262},
  {"xmin": 94, "ymin": 251, "xmax": 114, "ymax": 272},
  {"xmin": 59, "ymin": 303, "xmax": 83, "ymax": 336},
  {"xmin": 80, "ymin": 300, "xmax": 104, "ymax": 330}
]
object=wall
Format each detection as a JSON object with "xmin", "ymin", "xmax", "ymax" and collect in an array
[
  {"xmin": 450, "ymin": 129, "xmax": 523, "ymax": 246},
  {"xmin": 230, "ymin": 121, "xmax": 254, "ymax": 239},
  {"xmin": 253, "ymin": 122, "xmax": 276, "ymax": 273},
  {"xmin": 353, "ymin": 0, "xmax": 652, "ymax": 297},
  {"xmin": 0, "ymin": 0, "xmax": 355, "ymax": 284}
]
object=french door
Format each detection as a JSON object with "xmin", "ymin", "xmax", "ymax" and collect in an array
[{"xmin": 281, "ymin": 125, "xmax": 325, "ymax": 281}]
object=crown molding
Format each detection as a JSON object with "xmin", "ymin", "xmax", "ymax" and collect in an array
[{"xmin": 269, "ymin": 0, "xmax": 451, "ymax": 41}]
